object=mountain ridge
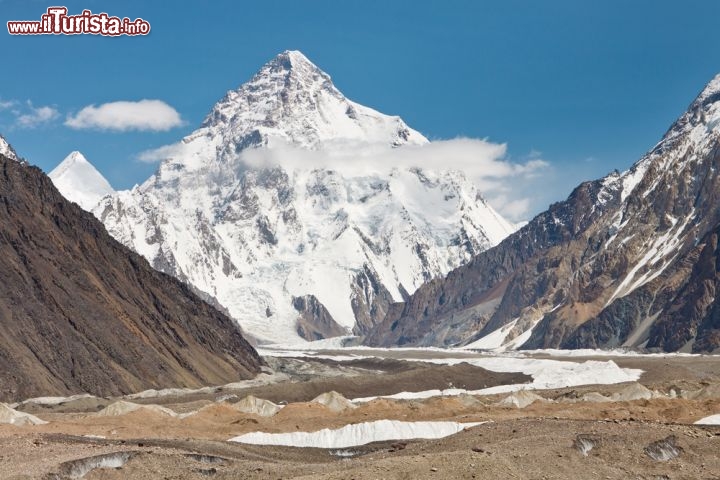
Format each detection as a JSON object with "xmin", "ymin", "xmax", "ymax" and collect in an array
[
  {"xmin": 199, "ymin": 50, "xmax": 428, "ymax": 152},
  {"xmin": 0, "ymin": 151, "xmax": 263, "ymax": 401},
  {"xmin": 364, "ymin": 73, "xmax": 720, "ymax": 352}
]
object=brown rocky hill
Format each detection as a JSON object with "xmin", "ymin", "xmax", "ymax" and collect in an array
[
  {"xmin": 0, "ymin": 153, "xmax": 263, "ymax": 402},
  {"xmin": 365, "ymin": 75, "xmax": 720, "ymax": 353}
]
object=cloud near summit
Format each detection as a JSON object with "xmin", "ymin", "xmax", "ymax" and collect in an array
[
  {"xmin": 65, "ymin": 100, "xmax": 183, "ymax": 132},
  {"xmin": 137, "ymin": 137, "xmax": 549, "ymax": 221},
  {"xmin": 240, "ymin": 138, "xmax": 549, "ymax": 220}
]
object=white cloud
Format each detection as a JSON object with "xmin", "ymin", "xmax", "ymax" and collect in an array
[
  {"xmin": 239, "ymin": 138, "xmax": 548, "ymax": 177},
  {"xmin": 241, "ymin": 139, "xmax": 548, "ymax": 220},
  {"xmin": 138, "ymin": 137, "xmax": 549, "ymax": 221},
  {"xmin": 486, "ymin": 194, "xmax": 531, "ymax": 220},
  {"xmin": 136, "ymin": 142, "xmax": 187, "ymax": 163},
  {"xmin": 0, "ymin": 100, "xmax": 17, "ymax": 110},
  {"xmin": 16, "ymin": 104, "xmax": 59, "ymax": 128},
  {"xmin": 65, "ymin": 100, "xmax": 183, "ymax": 132}
]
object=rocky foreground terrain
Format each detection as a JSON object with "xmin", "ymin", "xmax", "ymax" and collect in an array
[{"xmin": 1, "ymin": 352, "xmax": 719, "ymax": 479}]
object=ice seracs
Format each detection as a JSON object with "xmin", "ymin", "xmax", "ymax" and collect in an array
[
  {"xmin": 94, "ymin": 50, "xmax": 516, "ymax": 344},
  {"xmin": 49, "ymin": 151, "xmax": 115, "ymax": 211}
]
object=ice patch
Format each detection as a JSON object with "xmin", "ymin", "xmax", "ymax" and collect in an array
[
  {"xmin": 644, "ymin": 436, "xmax": 682, "ymax": 462},
  {"xmin": 347, "ymin": 356, "xmax": 642, "ymax": 402},
  {"xmin": 574, "ymin": 434, "xmax": 601, "ymax": 456},
  {"xmin": 0, "ymin": 403, "xmax": 47, "ymax": 426},
  {"xmin": 694, "ymin": 414, "xmax": 720, "ymax": 425},
  {"xmin": 264, "ymin": 335, "xmax": 359, "ymax": 351},
  {"xmin": 498, "ymin": 390, "xmax": 545, "ymax": 408},
  {"xmin": 16, "ymin": 394, "xmax": 98, "ymax": 410},
  {"xmin": 123, "ymin": 372, "xmax": 288, "ymax": 400},
  {"xmin": 610, "ymin": 382, "xmax": 654, "ymax": 402},
  {"xmin": 228, "ymin": 419, "xmax": 484, "ymax": 448},
  {"xmin": 259, "ymin": 346, "xmax": 644, "ymax": 403},
  {"xmin": 97, "ymin": 401, "xmax": 177, "ymax": 418},
  {"xmin": 233, "ymin": 395, "xmax": 282, "ymax": 417},
  {"xmin": 51, "ymin": 451, "xmax": 137, "ymax": 479},
  {"xmin": 312, "ymin": 391, "xmax": 357, "ymax": 412},
  {"xmin": 462, "ymin": 319, "xmax": 518, "ymax": 350}
]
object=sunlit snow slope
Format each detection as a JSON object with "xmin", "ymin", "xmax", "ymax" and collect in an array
[
  {"xmin": 94, "ymin": 51, "xmax": 515, "ymax": 344},
  {"xmin": 49, "ymin": 152, "xmax": 115, "ymax": 211}
]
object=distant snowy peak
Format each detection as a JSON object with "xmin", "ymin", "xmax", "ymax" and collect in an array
[
  {"xmin": 200, "ymin": 50, "xmax": 427, "ymax": 153},
  {"xmin": 49, "ymin": 151, "xmax": 115, "ymax": 211},
  {"xmin": 0, "ymin": 134, "xmax": 20, "ymax": 162}
]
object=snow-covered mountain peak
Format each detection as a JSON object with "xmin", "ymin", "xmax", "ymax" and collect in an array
[
  {"xmin": 0, "ymin": 134, "xmax": 20, "ymax": 162},
  {"xmin": 655, "ymin": 73, "xmax": 720, "ymax": 151},
  {"xmin": 55, "ymin": 150, "xmax": 89, "ymax": 168},
  {"xmin": 94, "ymin": 52, "xmax": 515, "ymax": 344},
  {"xmin": 49, "ymin": 151, "xmax": 115, "ymax": 211},
  {"xmin": 264, "ymin": 49, "xmax": 329, "ymax": 82},
  {"xmin": 199, "ymin": 50, "xmax": 427, "ymax": 153}
]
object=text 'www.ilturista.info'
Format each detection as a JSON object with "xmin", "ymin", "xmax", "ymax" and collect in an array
[{"xmin": 7, "ymin": 7, "xmax": 150, "ymax": 36}]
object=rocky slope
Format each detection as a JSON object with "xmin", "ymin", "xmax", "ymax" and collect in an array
[
  {"xmin": 93, "ymin": 50, "xmax": 515, "ymax": 344},
  {"xmin": 49, "ymin": 151, "xmax": 115, "ymax": 211},
  {"xmin": 366, "ymin": 74, "xmax": 720, "ymax": 353},
  {"xmin": 0, "ymin": 151, "xmax": 263, "ymax": 402}
]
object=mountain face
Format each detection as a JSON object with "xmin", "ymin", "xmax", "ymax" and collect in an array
[
  {"xmin": 49, "ymin": 151, "xmax": 115, "ymax": 211},
  {"xmin": 0, "ymin": 151, "xmax": 263, "ymax": 402},
  {"xmin": 93, "ymin": 50, "xmax": 515, "ymax": 344},
  {"xmin": 366, "ymin": 74, "xmax": 720, "ymax": 353}
]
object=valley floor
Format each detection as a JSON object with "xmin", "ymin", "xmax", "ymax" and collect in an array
[{"xmin": 2, "ymin": 349, "xmax": 720, "ymax": 479}]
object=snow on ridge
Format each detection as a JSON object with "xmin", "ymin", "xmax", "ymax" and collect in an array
[
  {"xmin": 201, "ymin": 50, "xmax": 428, "ymax": 152},
  {"xmin": 0, "ymin": 134, "xmax": 20, "ymax": 162},
  {"xmin": 229, "ymin": 419, "xmax": 484, "ymax": 448},
  {"xmin": 694, "ymin": 72, "xmax": 720, "ymax": 106}
]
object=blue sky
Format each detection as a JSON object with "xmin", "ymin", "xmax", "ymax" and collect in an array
[{"xmin": 1, "ymin": 0, "xmax": 720, "ymax": 219}]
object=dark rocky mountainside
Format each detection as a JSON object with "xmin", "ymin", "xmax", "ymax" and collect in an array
[
  {"xmin": 0, "ymin": 154, "xmax": 263, "ymax": 402},
  {"xmin": 365, "ymin": 75, "xmax": 720, "ymax": 353}
]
